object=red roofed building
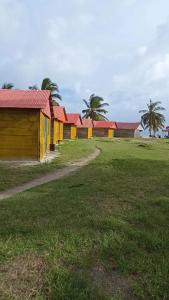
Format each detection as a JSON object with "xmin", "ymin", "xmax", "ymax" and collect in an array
[
  {"xmin": 162, "ymin": 126, "xmax": 169, "ymax": 137},
  {"xmin": 64, "ymin": 113, "xmax": 82, "ymax": 140},
  {"xmin": 93, "ymin": 121, "xmax": 117, "ymax": 138},
  {"xmin": 77, "ymin": 118, "xmax": 93, "ymax": 139},
  {"xmin": 0, "ymin": 89, "xmax": 52, "ymax": 161},
  {"xmin": 52, "ymin": 106, "xmax": 67, "ymax": 144},
  {"xmin": 115, "ymin": 122, "xmax": 142, "ymax": 138}
]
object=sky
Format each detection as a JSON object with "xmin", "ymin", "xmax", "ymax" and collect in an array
[{"xmin": 0, "ymin": 0, "xmax": 169, "ymax": 123}]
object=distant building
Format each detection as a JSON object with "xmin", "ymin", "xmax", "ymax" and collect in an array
[
  {"xmin": 115, "ymin": 122, "xmax": 142, "ymax": 138},
  {"xmin": 64, "ymin": 113, "xmax": 82, "ymax": 140},
  {"xmin": 52, "ymin": 106, "xmax": 67, "ymax": 144},
  {"xmin": 77, "ymin": 118, "xmax": 93, "ymax": 139},
  {"xmin": 163, "ymin": 126, "xmax": 169, "ymax": 137},
  {"xmin": 93, "ymin": 121, "xmax": 117, "ymax": 138},
  {"xmin": 0, "ymin": 89, "xmax": 52, "ymax": 161}
]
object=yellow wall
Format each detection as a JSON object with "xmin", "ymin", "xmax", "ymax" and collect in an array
[
  {"xmin": 40, "ymin": 113, "xmax": 51, "ymax": 161},
  {"xmin": 59, "ymin": 122, "xmax": 64, "ymax": 142},
  {"xmin": 53, "ymin": 120, "xmax": 64, "ymax": 144},
  {"xmin": 88, "ymin": 128, "xmax": 93, "ymax": 139},
  {"xmin": 47, "ymin": 118, "xmax": 51, "ymax": 149},
  {"xmin": 71, "ymin": 125, "xmax": 77, "ymax": 140},
  {"xmin": 108, "ymin": 128, "xmax": 113, "ymax": 138},
  {"xmin": 0, "ymin": 108, "xmax": 39, "ymax": 160},
  {"xmin": 53, "ymin": 120, "xmax": 59, "ymax": 144}
]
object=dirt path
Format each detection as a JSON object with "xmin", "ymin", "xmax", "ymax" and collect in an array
[{"xmin": 0, "ymin": 148, "xmax": 100, "ymax": 201}]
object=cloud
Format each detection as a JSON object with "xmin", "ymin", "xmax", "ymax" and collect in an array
[{"xmin": 0, "ymin": 0, "xmax": 169, "ymax": 122}]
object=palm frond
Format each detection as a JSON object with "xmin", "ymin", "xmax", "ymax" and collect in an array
[
  {"xmin": 28, "ymin": 85, "xmax": 38, "ymax": 90},
  {"xmin": 83, "ymin": 99, "xmax": 90, "ymax": 108},
  {"xmin": 2, "ymin": 83, "xmax": 14, "ymax": 89}
]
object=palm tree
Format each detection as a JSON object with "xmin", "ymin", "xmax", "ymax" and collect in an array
[
  {"xmin": 1, "ymin": 83, "xmax": 14, "ymax": 89},
  {"xmin": 29, "ymin": 78, "xmax": 62, "ymax": 105},
  {"xmin": 28, "ymin": 85, "xmax": 38, "ymax": 90},
  {"xmin": 82, "ymin": 94, "xmax": 109, "ymax": 121},
  {"xmin": 139, "ymin": 99, "xmax": 165, "ymax": 137}
]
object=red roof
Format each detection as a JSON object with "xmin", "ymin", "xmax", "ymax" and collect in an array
[
  {"xmin": 94, "ymin": 121, "xmax": 117, "ymax": 129},
  {"xmin": 77, "ymin": 118, "xmax": 93, "ymax": 128},
  {"xmin": 53, "ymin": 106, "xmax": 67, "ymax": 122},
  {"xmin": 0, "ymin": 89, "xmax": 51, "ymax": 118},
  {"xmin": 116, "ymin": 122, "xmax": 140, "ymax": 130},
  {"xmin": 65, "ymin": 113, "xmax": 82, "ymax": 126}
]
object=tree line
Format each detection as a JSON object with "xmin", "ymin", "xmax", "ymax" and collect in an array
[{"xmin": 1, "ymin": 79, "xmax": 166, "ymax": 136}]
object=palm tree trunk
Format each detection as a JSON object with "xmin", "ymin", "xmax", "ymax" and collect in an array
[{"xmin": 149, "ymin": 128, "xmax": 152, "ymax": 137}]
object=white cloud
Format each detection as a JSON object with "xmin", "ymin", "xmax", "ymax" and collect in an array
[
  {"xmin": 138, "ymin": 46, "xmax": 147, "ymax": 56},
  {"xmin": 0, "ymin": 0, "xmax": 169, "ymax": 122}
]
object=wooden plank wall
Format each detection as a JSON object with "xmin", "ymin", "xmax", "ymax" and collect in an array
[
  {"xmin": 108, "ymin": 129, "xmax": 113, "ymax": 138},
  {"xmin": 88, "ymin": 128, "xmax": 93, "ymax": 139},
  {"xmin": 59, "ymin": 122, "xmax": 64, "ymax": 142},
  {"xmin": 0, "ymin": 108, "xmax": 39, "ymax": 160},
  {"xmin": 77, "ymin": 128, "xmax": 88, "ymax": 139},
  {"xmin": 53, "ymin": 120, "xmax": 59, "ymax": 144},
  {"xmin": 114, "ymin": 129, "xmax": 135, "ymax": 138},
  {"xmin": 93, "ymin": 128, "xmax": 108, "ymax": 137},
  {"xmin": 40, "ymin": 113, "xmax": 51, "ymax": 160},
  {"xmin": 70, "ymin": 126, "xmax": 77, "ymax": 140},
  {"xmin": 63, "ymin": 125, "xmax": 71, "ymax": 139}
]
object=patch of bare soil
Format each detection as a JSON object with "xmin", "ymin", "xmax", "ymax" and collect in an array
[
  {"xmin": 0, "ymin": 253, "xmax": 45, "ymax": 300},
  {"xmin": 91, "ymin": 263, "xmax": 135, "ymax": 299}
]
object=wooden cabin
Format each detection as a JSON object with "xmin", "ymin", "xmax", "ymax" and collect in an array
[
  {"xmin": 64, "ymin": 114, "xmax": 82, "ymax": 140},
  {"xmin": 93, "ymin": 121, "xmax": 117, "ymax": 138},
  {"xmin": 77, "ymin": 118, "xmax": 93, "ymax": 139},
  {"xmin": 114, "ymin": 122, "xmax": 142, "ymax": 138},
  {"xmin": 0, "ymin": 89, "xmax": 52, "ymax": 161},
  {"xmin": 52, "ymin": 106, "xmax": 67, "ymax": 144}
]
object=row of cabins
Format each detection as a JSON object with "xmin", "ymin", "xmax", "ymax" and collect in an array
[{"xmin": 0, "ymin": 89, "xmax": 141, "ymax": 161}]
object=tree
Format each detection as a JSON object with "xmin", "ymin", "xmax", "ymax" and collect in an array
[
  {"xmin": 28, "ymin": 85, "xmax": 38, "ymax": 90},
  {"xmin": 82, "ymin": 94, "xmax": 109, "ymax": 121},
  {"xmin": 29, "ymin": 78, "xmax": 62, "ymax": 105},
  {"xmin": 139, "ymin": 99, "xmax": 165, "ymax": 137},
  {"xmin": 1, "ymin": 83, "xmax": 14, "ymax": 89}
]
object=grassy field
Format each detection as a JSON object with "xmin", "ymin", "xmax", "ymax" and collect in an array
[
  {"xmin": 0, "ymin": 138, "xmax": 169, "ymax": 299},
  {"xmin": 0, "ymin": 139, "xmax": 96, "ymax": 191}
]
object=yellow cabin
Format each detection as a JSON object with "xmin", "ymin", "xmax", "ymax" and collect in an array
[
  {"xmin": 52, "ymin": 106, "xmax": 67, "ymax": 144},
  {"xmin": 77, "ymin": 118, "xmax": 93, "ymax": 139},
  {"xmin": 93, "ymin": 121, "xmax": 117, "ymax": 138},
  {"xmin": 0, "ymin": 89, "xmax": 52, "ymax": 161},
  {"xmin": 64, "ymin": 113, "xmax": 82, "ymax": 140}
]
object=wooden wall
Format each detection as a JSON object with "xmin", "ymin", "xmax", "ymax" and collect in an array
[
  {"xmin": 77, "ymin": 128, "xmax": 88, "ymax": 139},
  {"xmin": 59, "ymin": 122, "xmax": 64, "ymax": 142},
  {"xmin": 108, "ymin": 129, "xmax": 114, "ymax": 138},
  {"xmin": 40, "ymin": 113, "xmax": 51, "ymax": 161},
  {"xmin": 64, "ymin": 125, "xmax": 77, "ymax": 140},
  {"xmin": 114, "ymin": 129, "xmax": 135, "ymax": 138},
  {"xmin": 93, "ymin": 128, "xmax": 109, "ymax": 137},
  {"xmin": 53, "ymin": 120, "xmax": 59, "ymax": 144},
  {"xmin": 64, "ymin": 124, "xmax": 71, "ymax": 139},
  {"xmin": 88, "ymin": 128, "xmax": 93, "ymax": 139},
  {"xmin": 0, "ymin": 108, "xmax": 39, "ymax": 160},
  {"xmin": 77, "ymin": 128, "xmax": 93, "ymax": 139},
  {"xmin": 70, "ymin": 126, "xmax": 77, "ymax": 140}
]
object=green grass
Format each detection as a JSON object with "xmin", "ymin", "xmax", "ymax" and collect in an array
[
  {"xmin": 0, "ymin": 138, "xmax": 169, "ymax": 299},
  {"xmin": 0, "ymin": 139, "xmax": 96, "ymax": 191}
]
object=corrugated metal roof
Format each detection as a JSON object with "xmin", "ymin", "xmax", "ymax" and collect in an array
[
  {"xmin": 94, "ymin": 121, "xmax": 117, "ymax": 129},
  {"xmin": 0, "ymin": 89, "xmax": 51, "ymax": 118},
  {"xmin": 116, "ymin": 122, "xmax": 140, "ymax": 130},
  {"xmin": 77, "ymin": 118, "xmax": 93, "ymax": 128},
  {"xmin": 64, "ymin": 113, "xmax": 82, "ymax": 125},
  {"xmin": 53, "ymin": 106, "xmax": 67, "ymax": 122}
]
